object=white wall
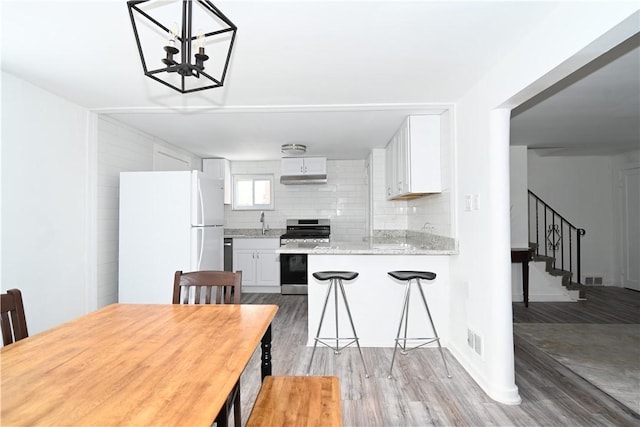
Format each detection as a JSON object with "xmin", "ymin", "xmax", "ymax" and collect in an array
[
  {"xmin": 1, "ymin": 71, "xmax": 90, "ymax": 334},
  {"xmin": 225, "ymin": 159, "xmax": 369, "ymax": 242},
  {"xmin": 509, "ymin": 146, "xmax": 529, "ymax": 248},
  {"xmin": 612, "ymin": 150, "xmax": 640, "ymax": 287},
  {"xmin": 370, "ymin": 149, "xmax": 408, "ymax": 230},
  {"xmin": 528, "ymin": 151, "xmax": 617, "ymax": 284},
  {"xmin": 449, "ymin": 4, "xmax": 639, "ymax": 405}
]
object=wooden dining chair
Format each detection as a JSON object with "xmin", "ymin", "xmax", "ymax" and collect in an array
[
  {"xmin": 172, "ymin": 270, "xmax": 242, "ymax": 305},
  {"xmin": 1, "ymin": 288, "xmax": 29, "ymax": 346},
  {"xmin": 172, "ymin": 270, "xmax": 243, "ymax": 427}
]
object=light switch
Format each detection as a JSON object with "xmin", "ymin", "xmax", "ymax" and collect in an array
[
  {"xmin": 464, "ymin": 195, "xmax": 472, "ymax": 212},
  {"xmin": 472, "ymin": 194, "xmax": 480, "ymax": 211}
]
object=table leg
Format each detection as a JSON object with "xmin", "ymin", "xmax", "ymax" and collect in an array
[
  {"xmin": 512, "ymin": 249, "xmax": 531, "ymax": 308},
  {"xmin": 261, "ymin": 324, "xmax": 272, "ymax": 381},
  {"xmin": 214, "ymin": 405, "xmax": 228, "ymax": 427},
  {"xmin": 522, "ymin": 260, "xmax": 529, "ymax": 308}
]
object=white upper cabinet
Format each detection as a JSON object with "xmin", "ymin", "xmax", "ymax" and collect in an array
[
  {"xmin": 281, "ymin": 157, "xmax": 327, "ymax": 176},
  {"xmin": 385, "ymin": 115, "xmax": 441, "ymax": 200},
  {"xmin": 203, "ymin": 158, "xmax": 231, "ymax": 204}
]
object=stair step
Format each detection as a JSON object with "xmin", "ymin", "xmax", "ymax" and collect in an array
[
  {"xmin": 532, "ymin": 255, "xmax": 555, "ymax": 263},
  {"xmin": 548, "ymin": 268, "xmax": 572, "ymax": 278},
  {"xmin": 564, "ymin": 281, "xmax": 588, "ymax": 291}
]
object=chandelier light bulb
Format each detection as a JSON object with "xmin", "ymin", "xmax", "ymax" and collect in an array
[
  {"xmin": 169, "ymin": 22, "xmax": 179, "ymax": 47},
  {"xmin": 162, "ymin": 21, "xmax": 180, "ymax": 68},
  {"xmin": 197, "ymin": 30, "xmax": 205, "ymax": 50},
  {"xmin": 194, "ymin": 28, "xmax": 209, "ymax": 70}
]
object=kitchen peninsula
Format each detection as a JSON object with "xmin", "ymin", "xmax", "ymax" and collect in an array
[{"xmin": 277, "ymin": 235, "xmax": 457, "ymax": 348}]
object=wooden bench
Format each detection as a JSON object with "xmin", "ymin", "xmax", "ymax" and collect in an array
[{"xmin": 246, "ymin": 376, "xmax": 342, "ymax": 427}]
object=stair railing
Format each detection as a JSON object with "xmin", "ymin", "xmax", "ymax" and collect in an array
[{"xmin": 528, "ymin": 190, "xmax": 586, "ymax": 284}]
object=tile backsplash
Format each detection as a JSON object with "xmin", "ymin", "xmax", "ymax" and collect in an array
[
  {"xmin": 225, "ymin": 159, "xmax": 369, "ymax": 242},
  {"xmin": 370, "ymin": 147, "xmax": 453, "ymax": 237}
]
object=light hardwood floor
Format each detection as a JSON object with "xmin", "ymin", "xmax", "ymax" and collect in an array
[{"xmin": 238, "ymin": 289, "xmax": 639, "ymax": 426}]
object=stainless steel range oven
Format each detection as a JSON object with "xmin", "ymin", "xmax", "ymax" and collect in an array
[{"xmin": 280, "ymin": 219, "xmax": 330, "ymax": 295}]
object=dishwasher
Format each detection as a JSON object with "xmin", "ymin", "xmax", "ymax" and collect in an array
[{"xmin": 224, "ymin": 238, "xmax": 233, "ymax": 272}]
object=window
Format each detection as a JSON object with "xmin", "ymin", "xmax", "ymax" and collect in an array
[{"xmin": 232, "ymin": 174, "xmax": 274, "ymax": 210}]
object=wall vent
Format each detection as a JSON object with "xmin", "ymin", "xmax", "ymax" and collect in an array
[
  {"xmin": 585, "ymin": 276, "xmax": 603, "ymax": 285},
  {"xmin": 467, "ymin": 328, "xmax": 483, "ymax": 357}
]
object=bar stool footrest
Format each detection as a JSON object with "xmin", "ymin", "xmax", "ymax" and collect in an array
[
  {"xmin": 394, "ymin": 337, "xmax": 441, "ymax": 352},
  {"xmin": 315, "ymin": 338, "xmax": 360, "ymax": 353}
]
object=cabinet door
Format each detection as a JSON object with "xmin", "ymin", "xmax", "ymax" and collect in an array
[
  {"xmin": 203, "ymin": 158, "xmax": 231, "ymax": 204},
  {"xmin": 202, "ymin": 158, "xmax": 225, "ymax": 179},
  {"xmin": 407, "ymin": 115, "xmax": 441, "ymax": 193},
  {"xmin": 233, "ymin": 249, "xmax": 256, "ymax": 286},
  {"xmin": 396, "ymin": 120, "xmax": 409, "ymax": 195},
  {"xmin": 386, "ymin": 136, "xmax": 399, "ymax": 199},
  {"xmin": 255, "ymin": 249, "xmax": 280, "ymax": 286},
  {"xmin": 281, "ymin": 158, "xmax": 304, "ymax": 175},
  {"xmin": 385, "ymin": 140, "xmax": 394, "ymax": 199},
  {"xmin": 302, "ymin": 157, "xmax": 327, "ymax": 175}
]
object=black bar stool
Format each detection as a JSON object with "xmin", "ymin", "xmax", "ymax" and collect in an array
[
  {"xmin": 387, "ymin": 270, "xmax": 451, "ymax": 379},
  {"xmin": 306, "ymin": 271, "xmax": 369, "ymax": 377}
]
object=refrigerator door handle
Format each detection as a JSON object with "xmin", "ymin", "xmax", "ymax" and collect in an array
[
  {"xmin": 197, "ymin": 228, "xmax": 204, "ymax": 269},
  {"xmin": 197, "ymin": 177, "xmax": 205, "ymax": 226}
]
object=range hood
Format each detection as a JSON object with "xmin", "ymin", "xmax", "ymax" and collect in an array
[
  {"xmin": 280, "ymin": 157, "xmax": 327, "ymax": 185},
  {"xmin": 280, "ymin": 174, "xmax": 327, "ymax": 185}
]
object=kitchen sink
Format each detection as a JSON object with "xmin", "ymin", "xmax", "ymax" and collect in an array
[{"xmin": 372, "ymin": 243, "xmax": 411, "ymax": 250}]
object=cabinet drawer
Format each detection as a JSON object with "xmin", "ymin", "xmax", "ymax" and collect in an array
[{"xmin": 233, "ymin": 238, "xmax": 280, "ymax": 250}]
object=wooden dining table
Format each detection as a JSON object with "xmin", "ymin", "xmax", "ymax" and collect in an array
[{"xmin": 1, "ymin": 303, "xmax": 278, "ymax": 426}]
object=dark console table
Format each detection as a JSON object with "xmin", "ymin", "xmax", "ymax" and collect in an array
[{"xmin": 511, "ymin": 248, "xmax": 532, "ymax": 307}]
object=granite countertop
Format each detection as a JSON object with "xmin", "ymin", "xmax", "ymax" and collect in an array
[
  {"xmin": 224, "ymin": 228, "xmax": 284, "ymax": 239},
  {"xmin": 277, "ymin": 235, "xmax": 458, "ymax": 255},
  {"xmin": 227, "ymin": 228, "xmax": 458, "ymax": 254}
]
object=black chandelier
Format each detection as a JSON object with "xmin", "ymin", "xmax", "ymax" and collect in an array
[{"xmin": 127, "ymin": 0, "xmax": 237, "ymax": 93}]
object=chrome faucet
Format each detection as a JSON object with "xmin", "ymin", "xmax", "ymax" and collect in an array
[{"xmin": 260, "ymin": 211, "xmax": 266, "ymax": 235}]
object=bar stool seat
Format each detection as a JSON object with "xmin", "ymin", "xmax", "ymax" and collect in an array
[
  {"xmin": 388, "ymin": 270, "xmax": 451, "ymax": 379},
  {"xmin": 307, "ymin": 271, "xmax": 369, "ymax": 377},
  {"xmin": 388, "ymin": 271, "xmax": 436, "ymax": 281},
  {"xmin": 312, "ymin": 271, "xmax": 359, "ymax": 281}
]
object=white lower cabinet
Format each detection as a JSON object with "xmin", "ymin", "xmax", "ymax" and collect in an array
[{"xmin": 232, "ymin": 238, "xmax": 280, "ymax": 292}]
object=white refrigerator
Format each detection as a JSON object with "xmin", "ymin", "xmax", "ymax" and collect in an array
[{"xmin": 118, "ymin": 171, "xmax": 224, "ymax": 303}]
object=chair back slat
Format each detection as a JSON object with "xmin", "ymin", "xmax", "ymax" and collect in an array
[
  {"xmin": 173, "ymin": 271, "xmax": 242, "ymax": 305},
  {"xmin": 1, "ymin": 289, "xmax": 29, "ymax": 346}
]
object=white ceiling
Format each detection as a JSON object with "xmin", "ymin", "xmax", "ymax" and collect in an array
[
  {"xmin": 2, "ymin": 1, "xmax": 638, "ymax": 160},
  {"xmin": 511, "ymin": 34, "xmax": 639, "ymax": 156}
]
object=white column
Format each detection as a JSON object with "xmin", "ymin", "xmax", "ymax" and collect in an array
[{"xmin": 486, "ymin": 108, "xmax": 521, "ymax": 404}]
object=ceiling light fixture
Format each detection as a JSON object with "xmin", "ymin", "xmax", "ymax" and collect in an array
[
  {"xmin": 127, "ymin": 0, "xmax": 237, "ymax": 94},
  {"xmin": 281, "ymin": 144, "xmax": 307, "ymax": 156}
]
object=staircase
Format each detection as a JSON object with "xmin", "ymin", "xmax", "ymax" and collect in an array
[
  {"xmin": 529, "ymin": 242, "xmax": 587, "ymax": 299},
  {"xmin": 528, "ymin": 191, "xmax": 588, "ymax": 300}
]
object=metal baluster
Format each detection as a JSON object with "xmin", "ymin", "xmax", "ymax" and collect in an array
[{"xmin": 560, "ymin": 218, "xmax": 565, "ymax": 272}]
